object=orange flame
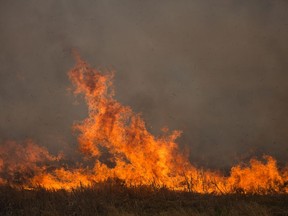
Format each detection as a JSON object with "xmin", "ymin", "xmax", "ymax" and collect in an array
[{"xmin": 0, "ymin": 55, "xmax": 287, "ymax": 194}]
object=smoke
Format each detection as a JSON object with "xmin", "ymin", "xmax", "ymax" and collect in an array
[{"xmin": 1, "ymin": 0, "xmax": 288, "ymax": 168}]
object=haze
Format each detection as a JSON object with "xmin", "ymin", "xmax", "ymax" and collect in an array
[{"xmin": 1, "ymin": 0, "xmax": 288, "ymax": 169}]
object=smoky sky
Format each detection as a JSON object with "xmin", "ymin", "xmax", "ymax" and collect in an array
[{"xmin": 1, "ymin": 0, "xmax": 288, "ymax": 169}]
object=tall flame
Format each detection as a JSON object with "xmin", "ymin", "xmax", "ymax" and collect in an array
[{"xmin": 0, "ymin": 55, "xmax": 287, "ymax": 194}]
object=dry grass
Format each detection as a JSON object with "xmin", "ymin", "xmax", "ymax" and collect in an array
[{"xmin": 0, "ymin": 181, "xmax": 287, "ymax": 216}]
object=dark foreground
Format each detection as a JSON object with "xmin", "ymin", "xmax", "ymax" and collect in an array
[{"xmin": 1, "ymin": 182, "xmax": 288, "ymax": 216}]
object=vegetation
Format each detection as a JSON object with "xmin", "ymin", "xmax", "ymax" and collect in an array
[{"xmin": 1, "ymin": 180, "xmax": 288, "ymax": 216}]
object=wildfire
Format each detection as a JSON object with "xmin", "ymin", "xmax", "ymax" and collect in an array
[{"xmin": 0, "ymin": 55, "xmax": 287, "ymax": 194}]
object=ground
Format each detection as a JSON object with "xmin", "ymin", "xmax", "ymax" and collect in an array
[{"xmin": 1, "ymin": 182, "xmax": 288, "ymax": 216}]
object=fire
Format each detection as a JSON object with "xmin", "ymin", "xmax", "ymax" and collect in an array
[{"xmin": 0, "ymin": 55, "xmax": 287, "ymax": 194}]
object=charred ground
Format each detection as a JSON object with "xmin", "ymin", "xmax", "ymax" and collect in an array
[{"xmin": 1, "ymin": 181, "xmax": 288, "ymax": 216}]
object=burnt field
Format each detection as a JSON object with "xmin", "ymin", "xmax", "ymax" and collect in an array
[{"xmin": 1, "ymin": 182, "xmax": 288, "ymax": 216}]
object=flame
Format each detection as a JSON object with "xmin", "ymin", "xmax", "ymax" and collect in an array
[{"xmin": 0, "ymin": 55, "xmax": 287, "ymax": 194}]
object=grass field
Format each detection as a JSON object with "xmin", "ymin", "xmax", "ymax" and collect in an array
[{"xmin": 1, "ymin": 180, "xmax": 288, "ymax": 216}]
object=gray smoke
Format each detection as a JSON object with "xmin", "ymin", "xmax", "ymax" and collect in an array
[{"xmin": 1, "ymin": 0, "xmax": 288, "ymax": 169}]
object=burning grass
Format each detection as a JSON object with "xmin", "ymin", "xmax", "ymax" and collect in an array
[
  {"xmin": 1, "ymin": 54, "xmax": 288, "ymax": 194},
  {"xmin": 0, "ymin": 181, "xmax": 288, "ymax": 216}
]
